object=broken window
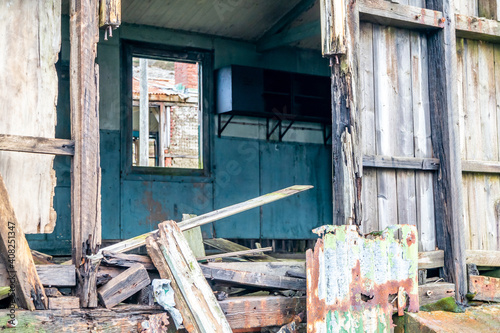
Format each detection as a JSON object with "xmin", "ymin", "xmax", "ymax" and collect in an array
[{"xmin": 131, "ymin": 56, "xmax": 202, "ymax": 169}]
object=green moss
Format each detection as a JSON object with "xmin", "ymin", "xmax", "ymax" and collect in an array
[{"xmin": 420, "ymin": 297, "xmax": 464, "ymax": 313}]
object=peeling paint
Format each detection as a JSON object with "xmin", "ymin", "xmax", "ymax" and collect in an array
[{"xmin": 307, "ymin": 225, "xmax": 419, "ymax": 332}]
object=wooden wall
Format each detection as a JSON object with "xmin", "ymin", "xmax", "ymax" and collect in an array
[
  {"xmin": 359, "ymin": 22, "xmax": 436, "ymax": 252},
  {"xmin": 457, "ymin": 38, "xmax": 500, "ymax": 251}
]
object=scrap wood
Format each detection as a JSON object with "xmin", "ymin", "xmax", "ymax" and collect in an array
[
  {"xmin": 206, "ymin": 262, "xmax": 306, "ymax": 277},
  {"xmin": 276, "ymin": 312, "xmax": 305, "ymax": 333},
  {"xmin": 89, "ymin": 185, "xmax": 313, "ymax": 261},
  {"xmin": 198, "ymin": 247, "xmax": 273, "ymax": 261},
  {"xmin": 102, "ymin": 251, "xmax": 155, "ymax": 270},
  {"xmin": 204, "ymin": 238, "xmax": 278, "ymax": 262},
  {"xmin": 468, "ymin": 275, "xmax": 500, "ymax": 302},
  {"xmin": 31, "ymin": 250, "xmax": 54, "ymax": 265},
  {"xmin": 146, "ymin": 220, "xmax": 232, "ymax": 333}
]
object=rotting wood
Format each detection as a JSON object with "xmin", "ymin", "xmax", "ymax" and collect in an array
[
  {"xmin": 204, "ymin": 238, "xmax": 278, "ymax": 262},
  {"xmin": 31, "ymin": 250, "xmax": 54, "ymax": 265},
  {"xmin": 138, "ymin": 312, "xmax": 173, "ymax": 333},
  {"xmin": 363, "ymin": 155, "xmax": 439, "ymax": 170},
  {"xmin": 359, "ymin": 0, "xmax": 445, "ymax": 30},
  {"xmin": 49, "ymin": 296, "xmax": 80, "ymax": 310},
  {"xmin": 0, "ymin": 173, "xmax": 47, "ymax": 310},
  {"xmin": 70, "ymin": 0, "xmax": 102, "ymax": 308},
  {"xmin": 36, "ymin": 264, "xmax": 76, "ymax": 287},
  {"xmin": 427, "ymin": 0, "xmax": 467, "ymax": 303},
  {"xmin": 205, "ymin": 262, "xmax": 306, "ymax": 277},
  {"xmin": 89, "ymin": 186, "xmax": 312, "ymax": 261},
  {"xmin": 44, "ymin": 287, "xmax": 63, "ymax": 298},
  {"xmin": 200, "ymin": 265, "xmax": 306, "ymax": 291},
  {"xmin": 102, "ymin": 251, "xmax": 155, "ymax": 270},
  {"xmin": 146, "ymin": 220, "xmax": 232, "ymax": 333},
  {"xmin": 466, "ymin": 250, "xmax": 500, "ymax": 266},
  {"xmin": 99, "ymin": 0, "xmax": 121, "ymax": 29},
  {"xmin": 97, "ymin": 264, "xmax": 150, "ymax": 309},
  {"xmin": 468, "ymin": 275, "xmax": 500, "ymax": 302},
  {"xmin": 182, "ymin": 214, "xmax": 206, "ymax": 258},
  {"xmin": 198, "ymin": 247, "xmax": 273, "ymax": 261},
  {"xmin": 418, "ymin": 250, "xmax": 445, "ymax": 269},
  {"xmin": 418, "ymin": 282, "xmax": 456, "ymax": 305},
  {"xmin": 456, "ymin": 13, "xmax": 500, "ymax": 42},
  {"xmin": 0, "ymin": 135, "xmax": 74, "ymax": 156}
]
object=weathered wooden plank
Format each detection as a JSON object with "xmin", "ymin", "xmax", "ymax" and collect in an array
[
  {"xmin": 466, "ymin": 250, "xmax": 500, "ymax": 266},
  {"xmin": 204, "ymin": 238, "xmax": 277, "ymax": 262},
  {"xmin": 0, "ymin": 135, "xmax": 74, "ymax": 156},
  {"xmin": 427, "ymin": 0, "xmax": 467, "ymax": 302},
  {"xmin": 462, "ymin": 160, "xmax": 500, "ymax": 173},
  {"xmin": 139, "ymin": 58, "xmax": 149, "ymax": 166},
  {"xmin": 36, "ymin": 264, "xmax": 76, "ymax": 287},
  {"xmin": 200, "ymin": 265, "xmax": 306, "ymax": 291},
  {"xmin": 146, "ymin": 220, "xmax": 232, "ymax": 332},
  {"xmin": 320, "ymin": 0, "xmax": 346, "ymax": 55},
  {"xmin": 102, "ymin": 252, "xmax": 155, "ymax": 270},
  {"xmin": 182, "ymin": 213, "xmax": 206, "ymax": 258},
  {"xmin": 469, "ymin": 275, "xmax": 500, "ymax": 302},
  {"xmin": 363, "ymin": 155, "xmax": 440, "ymax": 170},
  {"xmin": 99, "ymin": 0, "xmax": 121, "ymax": 29},
  {"xmin": 70, "ymin": 0, "xmax": 102, "ymax": 308},
  {"xmin": 418, "ymin": 250, "xmax": 445, "ymax": 269},
  {"xmin": 418, "ymin": 282, "xmax": 456, "ymax": 306},
  {"xmin": 0, "ymin": 173, "xmax": 47, "ymax": 310},
  {"xmin": 97, "ymin": 264, "xmax": 151, "ymax": 308},
  {"xmin": 49, "ymin": 296, "xmax": 80, "ymax": 310},
  {"xmin": 0, "ymin": 0, "xmax": 60, "ymax": 235},
  {"xmin": 90, "ymin": 186, "xmax": 312, "ymax": 260},
  {"xmin": 31, "ymin": 250, "xmax": 54, "ymax": 265},
  {"xmin": 359, "ymin": 0, "xmax": 445, "ymax": 30},
  {"xmin": 456, "ymin": 14, "xmax": 500, "ymax": 42},
  {"xmin": 198, "ymin": 247, "xmax": 273, "ymax": 261}
]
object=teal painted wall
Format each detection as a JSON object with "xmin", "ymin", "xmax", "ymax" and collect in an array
[{"xmin": 27, "ymin": 16, "xmax": 332, "ymax": 254}]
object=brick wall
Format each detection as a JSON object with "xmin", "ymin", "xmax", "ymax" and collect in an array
[{"xmin": 174, "ymin": 62, "xmax": 198, "ymax": 89}]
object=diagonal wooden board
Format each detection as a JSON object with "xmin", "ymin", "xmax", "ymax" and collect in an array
[{"xmin": 146, "ymin": 220, "xmax": 232, "ymax": 333}]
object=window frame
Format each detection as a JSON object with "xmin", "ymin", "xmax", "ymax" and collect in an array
[{"xmin": 120, "ymin": 40, "xmax": 213, "ymax": 180}]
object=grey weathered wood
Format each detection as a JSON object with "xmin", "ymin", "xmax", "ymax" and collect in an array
[
  {"xmin": 418, "ymin": 250, "xmax": 445, "ymax": 269},
  {"xmin": 49, "ymin": 296, "xmax": 80, "ymax": 310},
  {"xmin": 139, "ymin": 58, "xmax": 149, "ymax": 166},
  {"xmin": 359, "ymin": 0, "xmax": 445, "ymax": 30},
  {"xmin": 205, "ymin": 262, "xmax": 306, "ymax": 277},
  {"xmin": 102, "ymin": 251, "xmax": 155, "ymax": 270},
  {"xmin": 44, "ymin": 287, "xmax": 63, "ymax": 298},
  {"xmin": 0, "ymin": 173, "xmax": 47, "ymax": 310},
  {"xmin": 418, "ymin": 282, "xmax": 456, "ymax": 305},
  {"xmin": 468, "ymin": 275, "xmax": 500, "ymax": 302},
  {"xmin": 146, "ymin": 220, "xmax": 232, "ymax": 333},
  {"xmin": 158, "ymin": 103, "xmax": 166, "ymax": 167},
  {"xmin": 427, "ymin": 0, "xmax": 467, "ymax": 303},
  {"xmin": 0, "ymin": 135, "xmax": 74, "ymax": 156},
  {"xmin": 462, "ymin": 160, "xmax": 500, "ymax": 173},
  {"xmin": 198, "ymin": 247, "xmax": 273, "ymax": 261},
  {"xmin": 363, "ymin": 155, "xmax": 440, "ymax": 170},
  {"xmin": 36, "ymin": 265, "xmax": 76, "ymax": 287},
  {"xmin": 97, "ymin": 264, "xmax": 150, "ymax": 309},
  {"xmin": 456, "ymin": 13, "xmax": 500, "ymax": 42},
  {"xmin": 200, "ymin": 265, "xmax": 306, "ymax": 291},
  {"xmin": 466, "ymin": 250, "xmax": 500, "ymax": 266},
  {"xmin": 70, "ymin": 0, "xmax": 102, "ymax": 308},
  {"xmin": 89, "ymin": 186, "xmax": 312, "ymax": 261}
]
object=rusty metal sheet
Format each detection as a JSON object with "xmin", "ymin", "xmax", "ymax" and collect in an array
[
  {"xmin": 306, "ymin": 224, "xmax": 419, "ymax": 332},
  {"xmin": 469, "ymin": 275, "xmax": 500, "ymax": 302}
]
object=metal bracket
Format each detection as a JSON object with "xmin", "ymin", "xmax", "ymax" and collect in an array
[
  {"xmin": 218, "ymin": 114, "xmax": 235, "ymax": 137},
  {"xmin": 266, "ymin": 118, "xmax": 296, "ymax": 142}
]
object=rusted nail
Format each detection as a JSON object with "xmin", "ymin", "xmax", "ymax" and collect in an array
[
  {"xmin": 415, "ymin": 14, "xmax": 421, "ymax": 19},
  {"xmin": 440, "ymin": 17, "xmax": 446, "ymax": 23}
]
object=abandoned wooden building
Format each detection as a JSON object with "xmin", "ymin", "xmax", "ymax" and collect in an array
[{"xmin": 0, "ymin": 0, "xmax": 499, "ymax": 331}]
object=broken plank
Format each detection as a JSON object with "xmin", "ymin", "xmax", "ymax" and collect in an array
[
  {"xmin": 198, "ymin": 247, "xmax": 273, "ymax": 261},
  {"xmin": 97, "ymin": 264, "xmax": 150, "ymax": 309},
  {"xmin": 418, "ymin": 282, "xmax": 456, "ymax": 306},
  {"xmin": 469, "ymin": 275, "xmax": 500, "ymax": 302},
  {"xmin": 138, "ymin": 312, "xmax": 173, "ymax": 333},
  {"xmin": 0, "ymin": 173, "xmax": 47, "ymax": 310},
  {"xmin": 456, "ymin": 14, "xmax": 500, "ymax": 43},
  {"xmin": 146, "ymin": 220, "xmax": 232, "ymax": 333},
  {"xmin": 204, "ymin": 238, "xmax": 277, "ymax": 262},
  {"xmin": 31, "ymin": 250, "xmax": 54, "ymax": 265},
  {"xmin": 205, "ymin": 262, "xmax": 306, "ymax": 277},
  {"xmin": 466, "ymin": 250, "xmax": 500, "ymax": 267},
  {"xmin": 44, "ymin": 287, "xmax": 63, "ymax": 298},
  {"xmin": 0, "ymin": 134, "xmax": 74, "ymax": 156},
  {"xmin": 418, "ymin": 250, "xmax": 445, "ymax": 269},
  {"xmin": 201, "ymin": 265, "xmax": 306, "ymax": 291},
  {"xmin": 36, "ymin": 264, "xmax": 76, "ymax": 287},
  {"xmin": 102, "ymin": 251, "xmax": 155, "ymax": 270},
  {"xmin": 90, "ymin": 185, "xmax": 312, "ymax": 261},
  {"xmin": 49, "ymin": 296, "xmax": 80, "ymax": 310},
  {"xmin": 220, "ymin": 296, "xmax": 306, "ymax": 330}
]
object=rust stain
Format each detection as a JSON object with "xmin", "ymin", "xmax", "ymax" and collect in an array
[{"xmin": 469, "ymin": 275, "xmax": 500, "ymax": 302}]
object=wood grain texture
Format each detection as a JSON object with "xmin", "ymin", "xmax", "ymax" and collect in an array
[
  {"xmin": 468, "ymin": 275, "xmax": 500, "ymax": 302},
  {"xmin": 36, "ymin": 264, "xmax": 76, "ymax": 287},
  {"xmin": 418, "ymin": 282, "xmax": 455, "ymax": 305},
  {"xmin": 0, "ymin": 0, "xmax": 61, "ymax": 234},
  {"xmin": 102, "ymin": 252, "xmax": 155, "ymax": 270},
  {"xmin": 466, "ymin": 250, "xmax": 500, "ymax": 266},
  {"xmin": 0, "ymin": 135, "xmax": 74, "ymax": 156},
  {"xmin": 0, "ymin": 173, "xmax": 47, "ymax": 310},
  {"xmin": 363, "ymin": 155, "xmax": 439, "ymax": 170},
  {"xmin": 418, "ymin": 250, "xmax": 445, "ymax": 269},
  {"xmin": 49, "ymin": 296, "xmax": 80, "ymax": 310}
]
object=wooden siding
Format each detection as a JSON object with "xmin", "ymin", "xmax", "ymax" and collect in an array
[
  {"xmin": 457, "ymin": 38, "xmax": 500, "ymax": 251},
  {"xmin": 360, "ymin": 22, "xmax": 436, "ymax": 252}
]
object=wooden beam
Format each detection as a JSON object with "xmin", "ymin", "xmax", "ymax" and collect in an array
[
  {"xmin": 198, "ymin": 247, "xmax": 273, "ymax": 261},
  {"xmin": 200, "ymin": 265, "xmax": 306, "ymax": 291},
  {"xmin": 89, "ymin": 185, "xmax": 312, "ymax": 260},
  {"xmin": 461, "ymin": 160, "xmax": 500, "ymax": 173},
  {"xmin": 455, "ymin": 14, "xmax": 500, "ymax": 42},
  {"xmin": 359, "ymin": 0, "xmax": 445, "ymax": 30},
  {"xmin": 97, "ymin": 264, "xmax": 151, "ymax": 308},
  {"xmin": 363, "ymin": 155, "xmax": 440, "ymax": 170},
  {"xmin": 257, "ymin": 21, "xmax": 320, "ymax": 52},
  {"xmin": 418, "ymin": 250, "xmax": 445, "ymax": 269},
  {"xmin": 468, "ymin": 275, "xmax": 500, "ymax": 302},
  {"xmin": 0, "ymin": 134, "xmax": 74, "ymax": 156},
  {"xmin": 70, "ymin": 0, "xmax": 102, "ymax": 308},
  {"xmin": 36, "ymin": 265, "xmax": 76, "ymax": 287},
  {"xmin": 146, "ymin": 220, "xmax": 232, "ymax": 332},
  {"xmin": 321, "ymin": 0, "xmax": 362, "ymax": 225},
  {"xmin": 418, "ymin": 282, "xmax": 456, "ymax": 306},
  {"xmin": 466, "ymin": 250, "xmax": 500, "ymax": 267},
  {"xmin": 427, "ymin": 0, "xmax": 467, "ymax": 303},
  {"xmin": 0, "ymin": 173, "xmax": 47, "ymax": 310}
]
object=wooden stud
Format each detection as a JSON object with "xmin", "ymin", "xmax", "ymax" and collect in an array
[{"xmin": 0, "ymin": 173, "xmax": 47, "ymax": 310}]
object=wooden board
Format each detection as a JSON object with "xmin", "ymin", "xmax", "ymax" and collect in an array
[
  {"xmin": 49, "ymin": 296, "xmax": 80, "ymax": 310},
  {"xmin": 466, "ymin": 250, "xmax": 500, "ymax": 266},
  {"xmin": 418, "ymin": 282, "xmax": 456, "ymax": 306},
  {"xmin": 205, "ymin": 262, "xmax": 306, "ymax": 277},
  {"xmin": 204, "ymin": 238, "xmax": 277, "ymax": 262},
  {"xmin": 0, "ymin": 173, "xmax": 47, "ymax": 310},
  {"xmin": 468, "ymin": 275, "xmax": 500, "ymax": 302},
  {"xmin": 36, "ymin": 265, "xmax": 76, "ymax": 287},
  {"xmin": 102, "ymin": 252, "xmax": 155, "ymax": 270},
  {"xmin": 0, "ymin": 0, "xmax": 61, "ymax": 234},
  {"xmin": 146, "ymin": 220, "xmax": 232, "ymax": 333}
]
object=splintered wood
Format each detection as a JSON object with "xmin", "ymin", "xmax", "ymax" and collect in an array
[{"xmin": 146, "ymin": 220, "xmax": 232, "ymax": 333}]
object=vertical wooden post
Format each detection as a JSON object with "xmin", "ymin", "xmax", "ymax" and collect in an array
[
  {"xmin": 70, "ymin": 0, "xmax": 102, "ymax": 308},
  {"xmin": 320, "ymin": 0, "xmax": 362, "ymax": 226},
  {"xmin": 139, "ymin": 58, "xmax": 149, "ymax": 166},
  {"xmin": 159, "ymin": 103, "xmax": 166, "ymax": 167},
  {"xmin": 426, "ymin": 0, "xmax": 467, "ymax": 302}
]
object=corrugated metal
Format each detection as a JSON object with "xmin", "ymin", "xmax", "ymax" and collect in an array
[{"xmin": 306, "ymin": 224, "xmax": 419, "ymax": 332}]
